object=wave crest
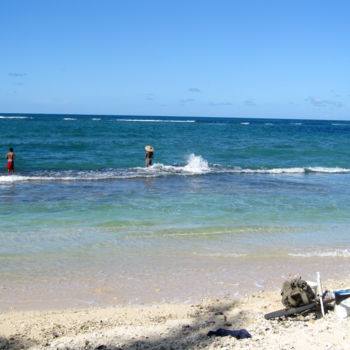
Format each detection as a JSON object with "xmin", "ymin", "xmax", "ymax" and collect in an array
[
  {"xmin": 183, "ymin": 154, "xmax": 210, "ymax": 173},
  {"xmin": 116, "ymin": 119, "xmax": 195, "ymax": 123},
  {"xmin": 0, "ymin": 116, "xmax": 32, "ymax": 119},
  {"xmin": 1, "ymin": 156, "xmax": 350, "ymax": 183}
]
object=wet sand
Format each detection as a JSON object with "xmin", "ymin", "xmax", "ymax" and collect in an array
[{"xmin": 1, "ymin": 255, "xmax": 350, "ymax": 312}]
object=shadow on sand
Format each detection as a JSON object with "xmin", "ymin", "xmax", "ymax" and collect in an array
[
  {"xmin": 0, "ymin": 336, "xmax": 37, "ymax": 350},
  {"xmin": 0, "ymin": 300, "xmax": 250, "ymax": 350},
  {"xmin": 91, "ymin": 300, "xmax": 247, "ymax": 350}
]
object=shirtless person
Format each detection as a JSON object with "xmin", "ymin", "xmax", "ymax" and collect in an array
[{"xmin": 5, "ymin": 147, "xmax": 15, "ymax": 173}]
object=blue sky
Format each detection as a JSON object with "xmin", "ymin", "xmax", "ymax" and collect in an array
[{"xmin": 1, "ymin": 0, "xmax": 349, "ymax": 119}]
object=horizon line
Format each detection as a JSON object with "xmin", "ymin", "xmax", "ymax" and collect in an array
[{"xmin": 0, "ymin": 112, "xmax": 349, "ymax": 122}]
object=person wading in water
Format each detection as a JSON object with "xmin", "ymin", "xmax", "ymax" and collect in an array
[
  {"xmin": 5, "ymin": 147, "xmax": 15, "ymax": 174},
  {"xmin": 145, "ymin": 145, "xmax": 154, "ymax": 167}
]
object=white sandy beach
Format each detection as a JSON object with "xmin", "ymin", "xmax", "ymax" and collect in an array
[{"xmin": 1, "ymin": 278, "xmax": 349, "ymax": 350}]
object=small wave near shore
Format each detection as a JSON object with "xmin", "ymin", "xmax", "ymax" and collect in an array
[{"xmin": 1, "ymin": 153, "xmax": 350, "ymax": 183}]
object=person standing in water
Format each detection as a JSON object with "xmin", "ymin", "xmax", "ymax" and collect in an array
[
  {"xmin": 5, "ymin": 147, "xmax": 15, "ymax": 174},
  {"xmin": 145, "ymin": 145, "xmax": 154, "ymax": 167}
]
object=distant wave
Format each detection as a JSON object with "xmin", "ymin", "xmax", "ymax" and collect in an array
[
  {"xmin": 0, "ymin": 116, "xmax": 32, "ymax": 119},
  {"xmin": 91, "ymin": 118, "xmax": 101, "ymax": 120},
  {"xmin": 236, "ymin": 167, "xmax": 350, "ymax": 174},
  {"xmin": 1, "ymin": 156, "xmax": 350, "ymax": 183},
  {"xmin": 289, "ymin": 249, "xmax": 350, "ymax": 258},
  {"xmin": 306, "ymin": 167, "xmax": 350, "ymax": 173},
  {"xmin": 116, "ymin": 119, "xmax": 196, "ymax": 123},
  {"xmin": 63, "ymin": 118, "xmax": 77, "ymax": 121},
  {"xmin": 240, "ymin": 122, "xmax": 250, "ymax": 125}
]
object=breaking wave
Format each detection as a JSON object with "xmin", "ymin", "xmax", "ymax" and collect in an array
[
  {"xmin": 235, "ymin": 167, "xmax": 350, "ymax": 174},
  {"xmin": 0, "ymin": 154, "xmax": 209, "ymax": 183},
  {"xmin": 1, "ymin": 154, "xmax": 350, "ymax": 183},
  {"xmin": 182, "ymin": 154, "xmax": 210, "ymax": 173}
]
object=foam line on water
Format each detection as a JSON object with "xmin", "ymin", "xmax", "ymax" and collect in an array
[
  {"xmin": 0, "ymin": 116, "xmax": 32, "ymax": 119},
  {"xmin": 116, "ymin": 119, "xmax": 195, "ymax": 123},
  {"xmin": 289, "ymin": 249, "xmax": 350, "ymax": 258},
  {"xmin": 227, "ymin": 167, "xmax": 350, "ymax": 174},
  {"xmin": 1, "ymin": 156, "xmax": 350, "ymax": 183},
  {"xmin": 306, "ymin": 167, "xmax": 350, "ymax": 173}
]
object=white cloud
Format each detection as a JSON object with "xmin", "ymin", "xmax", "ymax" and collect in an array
[
  {"xmin": 8, "ymin": 72, "xmax": 26, "ymax": 77},
  {"xmin": 209, "ymin": 102, "xmax": 232, "ymax": 106},
  {"xmin": 180, "ymin": 98, "xmax": 195, "ymax": 103},
  {"xmin": 306, "ymin": 97, "xmax": 343, "ymax": 108},
  {"xmin": 244, "ymin": 99, "xmax": 256, "ymax": 106}
]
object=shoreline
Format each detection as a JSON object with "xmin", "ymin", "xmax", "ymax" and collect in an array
[
  {"xmin": 2, "ymin": 256, "xmax": 350, "ymax": 313},
  {"xmin": 1, "ymin": 278, "xmax": 349, "ymax": 349}
]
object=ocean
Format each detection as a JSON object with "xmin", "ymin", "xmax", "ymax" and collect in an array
[{"xmin": 1, "ymin": 113, "xmax": 350, "ymax": 310}]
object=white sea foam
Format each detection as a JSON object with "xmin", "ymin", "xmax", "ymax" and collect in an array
[
  {"xmin": 289, "ymin": 249, "xmax": 350, "ymax": 258},
  {"xmin": 182, "ymin": 154, "xmax": 210, "ymax": 174},
  {"xmin": 91, "ymin": 118, "xmax": 101, "ymax": 120},
  {"xmin": 233, "ymin": 167, "xmax": 350, "ymax": 174},
  {"xmin": 240, "ymin": 122, "xmax": 250, "ymax": 125},
  {"xmin": 0, "ymin": 175, "xmax": 36, "ymax": 183},
  {"xmin": 254, "ymin": 281, "xmax": 264, "ymax": 288},
  {"xmin": 1, "ymin": 162, "xmax": 349, "ymax": 183},
  {"xmin": 0, "ymin": 172, "xmax": 144, "ymax": 183},
  {"xmin": 144, "ymin": 154, "xmax": 210, "ymax": 176},
  {"xmin": 63, "ymin": 118, "xmax": 77, "ymax": 121},
  {"xmin": 238, "ymin": 167, "xmax": 306, "ymax": 174},
  {"xmin": 307, "ymin": 167, "xmax": 350, "ymax": 173},
  {"xmin": 0, "ymin": 175, "xmax": 82, "ymax": 182},
  {"xmin": 116, "ymin": 119, "xmax": 195, "ymax": 123}
]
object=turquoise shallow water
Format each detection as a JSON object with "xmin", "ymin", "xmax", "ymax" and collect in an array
[{"xmin": 1, "ymin": 114, "xmax": 350, "ymax": 309}]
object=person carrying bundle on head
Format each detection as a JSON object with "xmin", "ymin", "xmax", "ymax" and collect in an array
[{"xmin": 145, "ymin": 145, "xmax": 154, "ymax": 167}]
